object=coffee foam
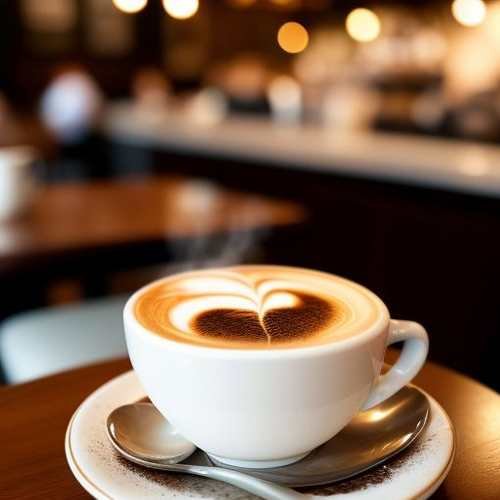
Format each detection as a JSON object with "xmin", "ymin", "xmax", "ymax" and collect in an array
[{"xmin": 134, "ymin": 266, "xmax": 381, "ymax": 349}]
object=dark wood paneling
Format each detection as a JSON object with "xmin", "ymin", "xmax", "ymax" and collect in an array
[{"xmin": 146, "ymin": 147, "xmax": 500, "ymax": 390}]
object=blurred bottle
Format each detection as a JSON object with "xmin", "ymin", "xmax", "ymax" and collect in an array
[
  {"xmin": 0, "ymin": 92, "xmax": 10, "ymax": 127},
  {"xmin": 132, "ymin": 67, "xmax": 171, "ymax": 111},
  {"xmin": 267, "ymin": 75, "xmax": 303, "ymax": 126},
  {"xmin": 0, "ymin": 147, "xmax": 37, "ymax": 221},
  {"xmin": 207, "ymin": 56, "xmax": 271, "ymax": 115},
  {"xmin": 183, "ymin": 88, "xmax": 228, "ymax": 126},
  {"xmin": 322, "ymin": 82, "xmax": 380, "ymax": 132}
]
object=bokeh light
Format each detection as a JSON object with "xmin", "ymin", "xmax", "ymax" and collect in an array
[
  {"xmin": 345, "ymin": 8, "xmax": 381, "ymax": 43},
  {"xmin": 270, "ymin": 0, "xmax": 301, "ymax": 7},
  {"xmin": 226, "ymin": 0, "xmax": 256, "ymax": 7},
  {"xmin": 163, "ymin": 0, "xmax": 199, "ymax": 20},
  {"xmin": 485, "ymin": 1, "xmax": 500, "ymax": 44},
  {"xmin": 112, "ymin": 0, "xmax": 148, "ymax": 14},
  {"xmin": 451, "ymin": 0, "xmax": 486, "ymax": 27},
  {"xmin": 277, "ymin": 22, "xmax": 309, "ymax": 54}
]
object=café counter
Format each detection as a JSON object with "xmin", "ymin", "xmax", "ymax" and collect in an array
[{"xmin": 103, "ymin": 102, "xmax": 500, "ymax": 199}]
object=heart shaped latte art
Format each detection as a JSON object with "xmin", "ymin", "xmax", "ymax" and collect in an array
[
  {"xmin": 172, "ymin": 289, "xmax": 335, "ymax": 344},
  {"xmin": 136, "ymin": 271, "xmax": 352, "ymax": 348}
]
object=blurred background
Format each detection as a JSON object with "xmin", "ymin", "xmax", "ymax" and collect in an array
[{"xmin": 0, "ymin": 0, "xmax": 499, "ymax": 390}]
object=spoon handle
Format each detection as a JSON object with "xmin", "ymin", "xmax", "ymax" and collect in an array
[{"xmin": 187, "ymin": 464, "xmax": 306, "ymax": 500}]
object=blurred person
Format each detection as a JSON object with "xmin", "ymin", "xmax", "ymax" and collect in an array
[
  {"xmin": 39, "ymin": 65, "xmax": 107, "ymax": 179},
  {"xmin": 40, "ymin": 65, "xmax": 103, "ymax": 145}
]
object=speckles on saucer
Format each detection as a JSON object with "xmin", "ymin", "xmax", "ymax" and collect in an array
[
  {"xmin": 116, "ymin": 454, "xmax": 256, "ymax": 499},
  {"xmin": 89, "ymin": 427, "xmax": 434, "ymax": 498},
  {"xmin": 86, "ymin": 431, "xmax": 256, "ymax": 498},
  {"xmin": 89, "ymin": 435, "xmax": 434, "ymax": 498}
]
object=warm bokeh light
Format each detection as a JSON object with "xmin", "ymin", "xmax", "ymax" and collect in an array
[
  {"xmin": 163, "ymin": 0, "xmax": 199, "ymax": 19},
  {"xmin": 270, "ymin": 0, "xmax": 300, "ymax": 7},
  {"xmin": 485, "ymin": 1, "xmax": 500, "ymax": 44},
  {"xmin": 346, "ymin": 8, "xmax": 381, "ymax": 43},
  {"xmin": 444, "ymin": 29, "xmax": 500, "ymax": 98},
  {"xmin": 277, "ymin": 22, "xmax": 309, "ymax": 54},
  {"xmin": 451, "ymin": 0, "xmax": 486, "ymax": 27},
  {"xmin": 112, "ymin": 0, "xmax": 148, "ymax": 14},
  {"xmin": 227, "ymin": 0, "xmax": 256, "ymax": 7}
]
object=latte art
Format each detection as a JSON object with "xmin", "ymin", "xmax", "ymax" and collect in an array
[
  {"xmin": 134, "ymin": 266, "xmax": 381, "ymax": 349},
  {"xmin": 192, "ymin": 291, "xmax": 334, "ymax": 344}
]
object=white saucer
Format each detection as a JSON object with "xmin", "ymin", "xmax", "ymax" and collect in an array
[{"xmin": 65, "ymin": 371, "xmax": 455, "ymax": 500}]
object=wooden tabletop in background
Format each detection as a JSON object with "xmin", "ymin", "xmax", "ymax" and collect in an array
[
  {"xmin": 0, "ymin": 176, "xmax": 305, "ymax": 272},
  {"xmin": 1, "ymin": 351, "xmax": 499, "ymax": 499}
]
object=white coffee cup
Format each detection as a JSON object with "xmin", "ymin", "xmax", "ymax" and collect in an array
[
  {"xmin": 124, "ymin": 267, "xmax": 428, "ymax": 469},
  {"xmin": 0, "ymin": 147, "xmax": 36, "ymax": 221}
]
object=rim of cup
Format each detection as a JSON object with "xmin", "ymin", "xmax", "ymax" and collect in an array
[{"xmin": 124, "ymin": 265, "xmax": 390, "ymax": 360}]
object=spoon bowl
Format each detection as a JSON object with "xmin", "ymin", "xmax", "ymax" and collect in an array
[{"xmin": 107, "ymin": 402, "xmax": 196, "ymax": 463}]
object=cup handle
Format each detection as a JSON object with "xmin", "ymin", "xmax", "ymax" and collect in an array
[{"xmin": 362, "ymin": 319, "xmax": 429, "ymax": 410}]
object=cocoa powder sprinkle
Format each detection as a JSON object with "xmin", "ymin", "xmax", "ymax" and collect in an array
[{"xmin": 87, "ymin": 398, "xmax": 433, "ymax": 498}]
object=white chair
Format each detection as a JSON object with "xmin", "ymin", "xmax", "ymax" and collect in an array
[{"xmin": 0, "ymin": 295, "xmax": 128, "ymax": 384}]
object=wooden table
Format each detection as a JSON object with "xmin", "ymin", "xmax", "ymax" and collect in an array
[
  {"xmin": 1, "ymin": 353, "xmax": 499, "ymax": 499},
  {"xmin": 0, "ymin": 176, "xmax": 304, "ymax": 273},
  {"xmin": 0, "ymin": 176, "xmax": 304, "ymax": 318}
]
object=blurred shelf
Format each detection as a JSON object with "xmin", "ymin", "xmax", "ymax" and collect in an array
[{"xmin": 103, "ymin": 101, "xmax": 500, "ymax": 199}]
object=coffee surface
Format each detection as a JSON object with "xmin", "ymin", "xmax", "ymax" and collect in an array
[{"xmin": 134, "ymin": 266, "xmax": 381, "ymax": 349}]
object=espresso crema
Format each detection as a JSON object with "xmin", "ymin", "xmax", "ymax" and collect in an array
[{"xmin": 134, "ymin": 266, "xmax": 382, "ymax": 349}]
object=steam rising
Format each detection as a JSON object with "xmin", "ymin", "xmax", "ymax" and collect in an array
[{"xmin": 164, "ymin": 179, "xmax": 270, "ymax": 271}]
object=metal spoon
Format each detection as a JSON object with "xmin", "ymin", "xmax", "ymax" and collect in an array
[
  {"xmin": 107, "ymin": 386, "xmax": 429, "ymax": 496},
  {"xmin": 107, "ymin": 402, "xmax": 304, "ymax": 500}
]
